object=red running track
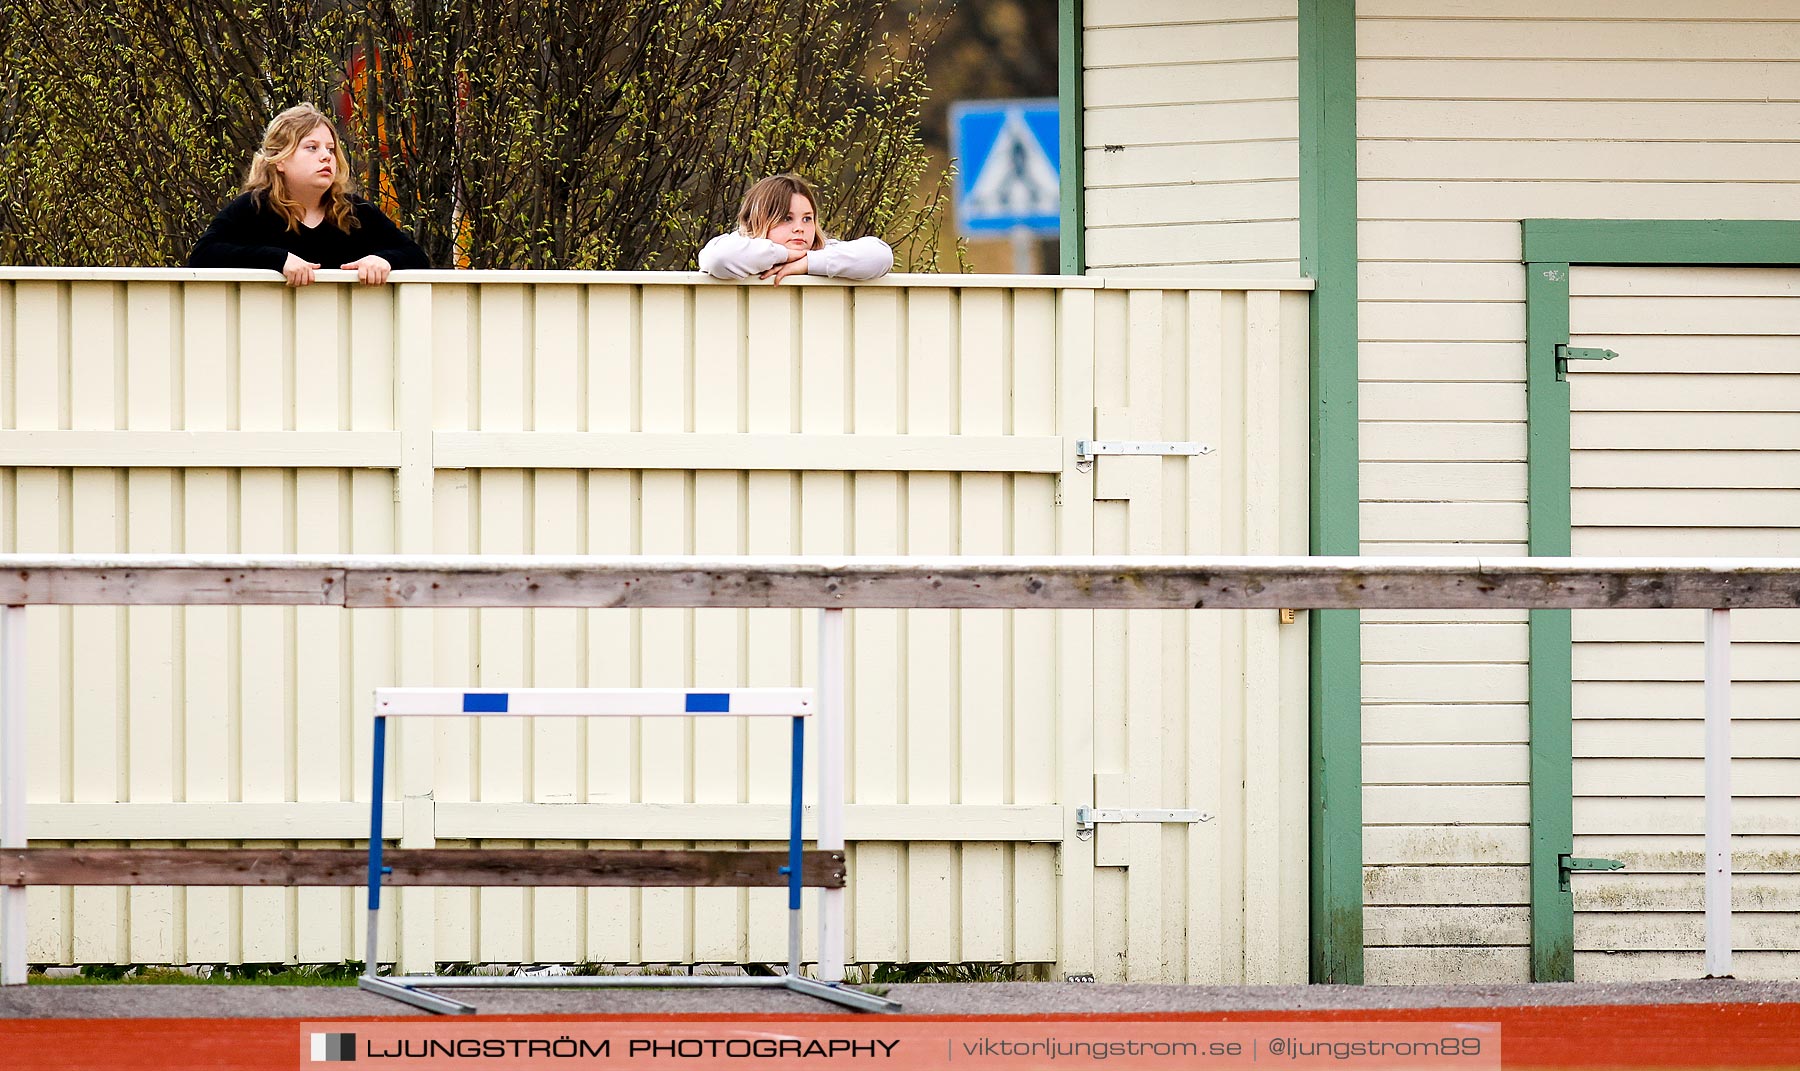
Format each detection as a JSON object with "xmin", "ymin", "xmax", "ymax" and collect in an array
[{"xmin": 2, "ymin": 1004, "xmax": 1796, "ymax": 1070}]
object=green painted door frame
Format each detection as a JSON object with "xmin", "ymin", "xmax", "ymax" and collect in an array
[
  {"xmin": 1522, "ymin": 218, "xmax": 1800, "ymax": 981},
  {"xmin": 1058, "ymin": 0, "xmax": 1084, "ymax": 275},
  {"xmin": 1300, "ymin": 0, "xmax": 1363, "ymax": 985}
]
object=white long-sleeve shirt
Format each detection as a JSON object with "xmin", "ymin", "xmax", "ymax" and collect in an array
[{"xmin": 697, "ymin": 232, "xmax": 893, "ymax": 281}]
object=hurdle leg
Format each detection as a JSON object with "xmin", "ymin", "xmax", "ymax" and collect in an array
[
  {"xmin": 365, "ymin": 714, "xmax": 388, "ymax": 980},
  {"xmin": 787, "ymin": 713, "xmax": 804, "ymax": 978},
  {"xmin": 1, "ymin": 605, "xmax": 25, "ymax": 986},
  {"xmin": 359, "ymin": 712, "xmax": 473, "ymax": 1014},
  {"xmin": 816, "ymin": 608, "xmax": 846, "ymax": 983}
]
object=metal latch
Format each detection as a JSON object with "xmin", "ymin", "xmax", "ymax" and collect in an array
[
  {"xmin": 1075, "ymin": 806, "xmax": 1213, "ymax": 840},
  {"xmin": 1559, "ymin": 852, "xmax": 1624, "ymax": 892},
  {"xmin": 1075, "ymin": 440, "xmax": 1214, "ymax": 472},
  {"xmin": 1555, "ymin": 344, "xmax": 1617, "ymax": 382}
]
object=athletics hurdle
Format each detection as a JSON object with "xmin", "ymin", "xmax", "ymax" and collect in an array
[{"xmin": 356, "ymin": 609, "xmax": 892, "ymax": 1015}]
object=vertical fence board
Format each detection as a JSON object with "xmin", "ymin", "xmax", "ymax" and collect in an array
[
  {"xmin": 849, "ymin": 288, "xmax": 903, "ymax": 963},
  {"xmin": 636, "ymin": 286, "xmax": 691, "ymax": 963},
  {"xmin": 528, "ymin": 286, "xmax": 582, "ymax": 964},
  {"xmin": 690, "ymin": 285, "xmax": 746, "ymax": 964},
  {"xmin": 743, "ymin": 287, "xmax": 798, "ymax": 964},
  {"xmin": 1012, "ymin": 289, "xmax": 1060, "ymax": 963},
  {"xmin": 1240, "ymin": 289, "xmax": 1284, "ymax": 982},
  {"xmin": 1277, "ymin": 294, "xmax": 1312, "ymax": 984},
  {"xmin": 61, "ymin": 284, "xmax": 123, "ymax": 964},
  {"xmin": 1184, "ymin": 290, "xmax": 1228, "ymax": 984},
  {"xmin": 122, "ymin": 282, "xmax": 176, "ymax": 964},
  {"xmin": 291, "ymin": 283, "xmax": 346, "ymax": 964},
  {"xmin": 956, "ymin": 290, "xmax": 1008, "ymax": 962},
  {"xmin": 180, "ymin": 283, "xmax": 232, "ymax": 964},
  {"xmin": 797, "ymin": 287, "xmax": 852, "ymax": 966},
  {"xmin": 10, "ymin": 279, "xmax": 67, "ymax": 965},
  {"xmin": 473, "ymin": 282, "xmax": 530, "ymax": 964},
  {"xmin": 582, "ymin": 284, "xmax": 637, "ymax": 964},
  {"xmin": 348, "ymin": 287, "xmax": 398, "ymax": 966},
  {"xmin": 903, "ymin": 288, "xmax": 957, "ymax": 963},
  {"xmin": 1123, "ymin": 290, "xmax": 1168, "ymax": 983},
  {"xmin": 1054, "ymin": 289, "xmax": 1098, "ymax": 980},
  {"xmin": 1216, "ymin": 292, "xmax": 1251, "ymax": 982},
  {"xmin": 236, "ymin": 284, "xmax": 291, "ymax": 963}
]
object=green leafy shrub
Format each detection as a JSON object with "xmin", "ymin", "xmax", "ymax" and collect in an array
[{"xmin": 0, "ymin": 0, "xmax": 947, "ymax": 269}]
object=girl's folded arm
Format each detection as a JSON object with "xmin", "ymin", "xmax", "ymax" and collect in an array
[
  {"xmin": 806, "ymin": 236, "xmax": 893, "ymax": 280},
  {"xmin": 698, "ymin": 233, "xmax": 789, "ymax": 278}
]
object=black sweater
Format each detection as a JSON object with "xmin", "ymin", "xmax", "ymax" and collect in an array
[{"xmin": 188, "ymin": 192, "xmax": 430, "ymax": 272}]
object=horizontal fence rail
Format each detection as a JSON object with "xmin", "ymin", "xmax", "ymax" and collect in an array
[
  {"xmin": 1, "ymin": 849, "xmax": 846, "ymax": 888},
  {"xmin": 0, "ymin": 554, "xmax": 1798, "ymax": 609}
]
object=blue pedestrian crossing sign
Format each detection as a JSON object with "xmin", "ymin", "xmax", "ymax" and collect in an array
[{"xmin": 950, "ymin": 98, "xmax": 1060, "ymax": 236}]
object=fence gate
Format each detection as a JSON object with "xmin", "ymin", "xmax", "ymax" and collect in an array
[{"xmin": 1076, "ymin": 287, "xmax": 1311, "ymax": 983}]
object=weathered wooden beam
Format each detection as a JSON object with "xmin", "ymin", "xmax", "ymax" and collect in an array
[
  {"xmin": 349, "ymin": 560, "xmax": 1800, "ymax": 610},
  {"xmin": 0, "ymin": 848, "xmax": 846, "ymax": 888},
  {"xmin": 1, "ymin": 555, "xmax": 1799, "ymax": 610},
  {"xmin": 0, "ymin": 561, "xmax": 343, "ymax": 606}
]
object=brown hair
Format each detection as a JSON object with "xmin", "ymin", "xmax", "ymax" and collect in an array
[
  {"xmin": 243, "ymin": 104, "xmax": 360, "ymax": 234},
  {"xmin": 735, "ymin": 173, "xmax": 827, "ymax": 249}
]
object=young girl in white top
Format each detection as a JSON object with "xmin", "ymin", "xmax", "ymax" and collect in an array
[{"xmin": 698, "ymin": 173, "xmax": 893, "ymax": 283}]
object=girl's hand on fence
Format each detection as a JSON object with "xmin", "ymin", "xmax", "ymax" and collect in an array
[
  {"xmin": 282, "ymin": 253, "xmax": 321, "ymax": 287},
  {"xmin": 342, "ymin": 255, "xmax": 393, "ymax": 285},
  {"xmin": 760, "ymin": 254, "xmax": 809, "ymax": 284}
]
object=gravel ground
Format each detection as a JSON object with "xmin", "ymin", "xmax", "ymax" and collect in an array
[{"xmin": 2, "ymin": 978, "xmax": 1796, "ymax": 1019}]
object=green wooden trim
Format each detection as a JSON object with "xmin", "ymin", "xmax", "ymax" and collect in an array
[
  {"xmin": 1300, "ymin": 0, "xmax": 1362, "ymax": 985},
  {"xmin": 1058, "ymin": 0, "xmax": 1085, "ymax": 275},
  {"xmin": 1524, "ymin": 219, "xmax": 1800, "ymax": 266},
  {"xmin": 1525, "ymin": 261, "xmax": 1574, "ymax": 982}
]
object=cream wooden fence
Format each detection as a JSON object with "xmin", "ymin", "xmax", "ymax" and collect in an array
[{"xmin": 0, "ymin": 268, "xmax": 1311, "ymax": 981}]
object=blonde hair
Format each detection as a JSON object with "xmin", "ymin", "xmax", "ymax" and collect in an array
[
  {"xmin": 736, "ymin": 173, "xmax": 827, "ymax": 249},
  {"xmin": 243, "ymin": 104, "xmax": 360, "ymax": 234}
]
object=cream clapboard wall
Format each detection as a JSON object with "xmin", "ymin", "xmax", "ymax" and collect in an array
[
  {"xmin": 1356, "ymin": 3, "xmax": 1800, "ymax": 983},
  {"xmin": 0, "ymin": 271, "xmax": 1312, "ymax": 979},
  {"xmin": 1082, "ymin": 0, "xmax": 1300, "ymax": 278},
  {"xmin": 1568, "ymin": 267, "xmax": 1800, "ymax": 982}
]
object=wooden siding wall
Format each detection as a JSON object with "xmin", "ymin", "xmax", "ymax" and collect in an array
[
  {"xmin": 1082, "ymin": 0, "xmax": 1301, "ymax": 277},
  {"xmin": 1568, "ymin": 267, "xmax": 1800, "ymax": 982},
  {"xmin": 0, "ymin": 272, "xmax": 1312, "ymax": 979},
  {"xmin": 1355, "ymin": 3, "xmax": 1800, "ymax": 983}
]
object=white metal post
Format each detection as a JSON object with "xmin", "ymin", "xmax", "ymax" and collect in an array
[
  {"xmin": 1, "ymin": 605, "xmax": 27, "ymax": 986},
  {"xmin": 816, "ymin": 608, "xmax": 846, "ymax": 982},
  {"xmin": 1703, "ymin": 607, "xmax": 1733, "ymax": 977}
]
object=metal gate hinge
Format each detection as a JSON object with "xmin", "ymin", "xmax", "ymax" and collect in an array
[
  {"xmin": 1075, "ymin": 440, "xmax": 1213, "ymax": 472},
  {"xmin": 1559, "ymin": 852, "xmax": 1625, "ymax": 892},
  {"xmin": 1554, "ymin": 344, "xmax": 1617, "ymax": 382},
  {"xmin": 1075, "ymin": 806, "xmax": 1213, "ymax": 840}
]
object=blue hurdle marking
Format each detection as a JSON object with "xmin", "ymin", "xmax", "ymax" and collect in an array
[
  {"xmin": 461, "ymin": 692, "xmax": 508, "ymax": 713},
  {"xmin": 684, "ymin": 692, "xmax": 730, "ymax": 713}
]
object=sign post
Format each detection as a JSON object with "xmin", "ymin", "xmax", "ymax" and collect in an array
[{"xmin": 950, "ymin": 98, "xmax": 1061, "ymax": 273}]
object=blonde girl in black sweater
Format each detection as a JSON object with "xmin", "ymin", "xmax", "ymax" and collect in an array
[{"xmin": 189, "ymin": 104, "xmax": 427, "ymax": 286}]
